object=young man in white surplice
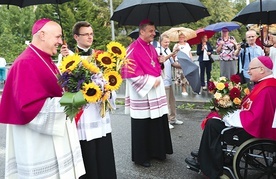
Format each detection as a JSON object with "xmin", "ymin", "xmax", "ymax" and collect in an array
[{"xmin": 60, "ymin": 21, "xmax": 117, "ymax": 179}]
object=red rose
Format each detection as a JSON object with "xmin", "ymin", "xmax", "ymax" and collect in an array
[
  {"xmin": 208, "ymin": 81, "xmax": 216, "ymax": 91},
  {"xmin": 229, "ymin": 87, "xmax": 241, "ymax": 100},
  {"xmin": 230, "ymin": 74, "xmax": 241, "ymax": 84},
  {"xmin": 224, "ymin": 82, "xmax": 229, "ymax": 88},
  {"xmin": 94, "ymin": 50, "xmax": 104, "ymax": 59}
]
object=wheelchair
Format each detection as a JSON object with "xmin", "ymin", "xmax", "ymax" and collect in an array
[{"xmin": 187, "ymin": 126, "xmax": 276, "ymax": 179}]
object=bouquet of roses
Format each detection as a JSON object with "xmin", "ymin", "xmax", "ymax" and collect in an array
[
  {"xmin": 207, "ymin": 74, "xmax": 250, "ymax": 118},
  {"xmin": 58, "ymin": 41, "xmax": 133, "ymax": 121},
  {"xmin": 201, "ymin": 74, "xmax": 250, "ymax": 129}
]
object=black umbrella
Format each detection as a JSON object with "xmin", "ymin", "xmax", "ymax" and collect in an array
[
  {"xmin": 177, "ymin": 51, "xmax": 201, "ymax": 94},
  {"xmin": 111, "ymin": 0, "xmax": 210, "ymax": 26},
  {"xmin": 232, "ymin": 0, "xmax": 276, "ymax": 47},
  {"xmin": 232, "ymin": 0, "xmax": 276, "ymax": 24},
  {"xmin": 0, "ymin": 0, "xmax": 71, "ymax": 41},
  {"xmin": 128, "ymin": 28, "xmax": 160, "ymax": 39},
  {"xmin": 0, "ymin": 0, "xmax": 70, "ymax": 7}
]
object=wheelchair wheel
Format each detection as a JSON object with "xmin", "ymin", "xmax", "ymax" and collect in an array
[{"xmin": 233, "ymin": 138, "xmax": 276, "ymax": 179}]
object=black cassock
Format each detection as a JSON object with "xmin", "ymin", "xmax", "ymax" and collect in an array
[{"xmin": 198, "ymin": 119, "xmax": 252, "ymax": 179}]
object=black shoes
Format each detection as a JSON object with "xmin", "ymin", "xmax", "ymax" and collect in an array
[
  {"xmin": 141, "ymin": 161, "xmax": 151, "ymax": 167},
  {"xmin": 185, "ymin": 157, "xmax": 201, "ymax": 173},
  {"xmin": 191, "ymin": 149, "xmax": 199, "ymax": 158},
  {"xmin": 135, "ymin": 161, "xmax": 151, "ymax": 167},
  {"xmin": 185, "ymin": 157, "xmax": 200, "ymax": 169}
]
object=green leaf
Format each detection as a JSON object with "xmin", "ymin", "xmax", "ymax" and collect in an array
[{"xmin": 59, "ymin": 91, "xmax": 87, "ymax": 122}]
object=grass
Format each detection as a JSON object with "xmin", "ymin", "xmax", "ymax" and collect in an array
[
  {"xmin": 177, "ymin": 103, "xmax": 196, "ymax": 110},
  {"xmin": 211, "ymin": 60, "xmax": 221, "ymax": 80},
  {"xmin": 115, "ymin": 99, "xmax": 125, "ymax": 105}
]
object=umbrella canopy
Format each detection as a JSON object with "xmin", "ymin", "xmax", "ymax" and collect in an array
[
  {"xmin": 111, "ymin": 0, "xmax": 210, "ymax": 26},
  {"xmin": 187, "ymin": 28, "xmax": 215, "ymax": 45},
  {"xmin": 232, "ymin": 0, "xmax": 276, "ymax": 24},
  {"xmin": 128, "ymin": 28, "xmax": 160, "ymax": 39},
  {"xmin": 0, "ymin": 0, "xmax": 72, "ymax": 41},
  {"xmin": 205, "ymin": 22, "xmax": 240, "ymax": 32},
  {"xmin": 177, "ymin": 51, "xmax": 201, "ymax": 94},
  {"xmin": 162, "ymin": 27, "xmax": 196, "ymax": 42},
  {"xmin": 0, "ymin": 0, "xmax": 70, "ymax": 8}
]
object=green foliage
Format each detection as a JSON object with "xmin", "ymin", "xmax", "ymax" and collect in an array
[
  {"xmin": 177, "ymin": 103, "xmax": 196, "ymax": 110},
  {"xmin": 0, "ymin": 6, "xmax": 35, "ymax": 63},
  {"xmin": 60, "ymin": 91, "xmax": 87, "ymax": 122},
  {"xmin": 211, "ymin": 60, "xmax": 220, "ymax": 80},
  {"xmin": 115, "ymin": 99, "xmax": 125, "ymax": 105}
]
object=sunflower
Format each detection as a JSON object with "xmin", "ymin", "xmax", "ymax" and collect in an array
[
  {"xmin": 104, "ymin": 71, "xmax": 123, "ymax": 91},
  {"xmin": 96, "ymin": 52, "xmax": 116, "ymax": 69},
  {"xmin": 107, "ymin": 41, "xmax": 126, "ymax": 59},
  {"xmin": 59, "ymin": 54, "xmax": 82, "ymax": 73},
  {"xmin": 82, "ymin": 82, "xmax": 102, "ymax": 103},
  {"xmin": 93, "ymin": 50, "xmax": 104, "ymax": 59},
  {"xmin": 82, "ymin": 59, "xmax": 100, "ymax": 74}
]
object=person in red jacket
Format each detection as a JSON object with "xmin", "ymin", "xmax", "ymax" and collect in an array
[{"xmin": 186, "ymin": 56, "xmax": 276, "ymax": 179}]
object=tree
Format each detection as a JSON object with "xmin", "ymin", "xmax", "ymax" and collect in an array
[{"xmin": 0, "ymin": 6, "xmax": 35, "ymax": 63}]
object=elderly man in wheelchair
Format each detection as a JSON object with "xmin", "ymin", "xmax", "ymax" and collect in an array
[{"xmin": 185, "ymin": 56, "xmax": 276, "ymax": 179}]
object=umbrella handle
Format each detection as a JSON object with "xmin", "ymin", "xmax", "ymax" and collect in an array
[
  {"xmin": 260, "ymin": 25, "xmax": 273, "ymax": 47},
  {"xmin": 63, "ymin": 39, "xmax": 67, "ymax": 45},
  {"xmin": 159, "ymin": 46, "xmax": 164, "ymax": 69},
  {"xmin": 259, "ymin": 0, "xmax": 273, "ymax": 48}
]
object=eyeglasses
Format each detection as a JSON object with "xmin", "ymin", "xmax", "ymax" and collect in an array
[
  {"xmin": 78, "ymin": 33, "xmax": 94, "ymax": 37},
  {"xmin": 248, "ymin": 66, "xmax": 261, "ymax": 71},
  {"xmin": 247, "ymin": 36, "xmax": 255, "ymax": 38}
]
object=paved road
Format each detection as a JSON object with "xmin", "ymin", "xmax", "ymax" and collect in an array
[
  {"xmin": 0, "ymin": 106, "xmax": 210, "ymax": 179},
  {"xmin": 112, "ymin": 106, "xmax": 207, "ymax": 179}
]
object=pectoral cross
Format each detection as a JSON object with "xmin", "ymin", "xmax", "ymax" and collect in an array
[
  {"xmin": 272, "ymin": 110, "xmax": 276, "ymax": 128},
  {"xmin": 151, "ymin": 59, "xmax": 156, "ymax": 67}
]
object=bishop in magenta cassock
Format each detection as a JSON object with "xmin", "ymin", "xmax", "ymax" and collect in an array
[
  {"xmin": 121, "ymin": 20, "xmax": 173, "ymax": 167},
  {"xmin": 0, "ymin": 19, "xmax": 85, "ymax": 178},
  {"xmin": 187, "ymin": 56, "xmax": 276, "ymax": 179}
]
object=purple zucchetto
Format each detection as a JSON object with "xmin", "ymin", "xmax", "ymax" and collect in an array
[
  {"xmin": 32, "ymin": 18, "xmax": 51, "ymax": 35},
  {"xmin": 139, "ymin": 19, "xmax": 151, "ymax": 26},
  {"xmin": 257, "ymin": 56, "xmax": 273, "ymax": 70}
]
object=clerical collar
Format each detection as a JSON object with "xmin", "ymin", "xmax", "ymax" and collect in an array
[
  {"xmin": 75, "ymin": 46, "xmax": 92, "ymax": 56},
  {"xmin": 77, "ymin": 45, "xmax": 90, "ymax": 52},
  {"xmin": 258, "ymin": 75, "xmax": 274, "ymax": 82}
]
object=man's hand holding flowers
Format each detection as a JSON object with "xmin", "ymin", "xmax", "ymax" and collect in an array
[{"xmin": 58, "ymin": 41, "xmax": 132, "ymax": 121}]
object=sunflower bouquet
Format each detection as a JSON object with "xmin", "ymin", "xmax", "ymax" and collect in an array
[
  {"xmin": 58, "ymin": 41, "xmax": 131, "ymax": 120},
  {"xmin": 207, "ymin": 74, "xmax": 250, "ymax": 118}
]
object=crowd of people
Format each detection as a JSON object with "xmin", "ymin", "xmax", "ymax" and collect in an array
[{"xmin": 0, "ymin": 17, "xmax": 275, "ymax": 179}]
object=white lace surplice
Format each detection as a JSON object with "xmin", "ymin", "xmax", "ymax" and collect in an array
[
  {"xmin": 77, "ymin": 91, "xmax": 117, "ymax": 141},
  {"xmin": 5, "ymin": 97, "xmax": 85, "ymax": 179},
  {"xmin": 124, "ymin": 75, "xmax": 168, "ymax": 119}
]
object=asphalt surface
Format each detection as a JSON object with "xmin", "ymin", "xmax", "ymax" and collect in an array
[
  {"xmin": 0, "ymin": 106, "xmax": 210, "ymax": 179},
  {"xmin": 111, "ymin": 106, "xmax": 208, "ymax": 179}
]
